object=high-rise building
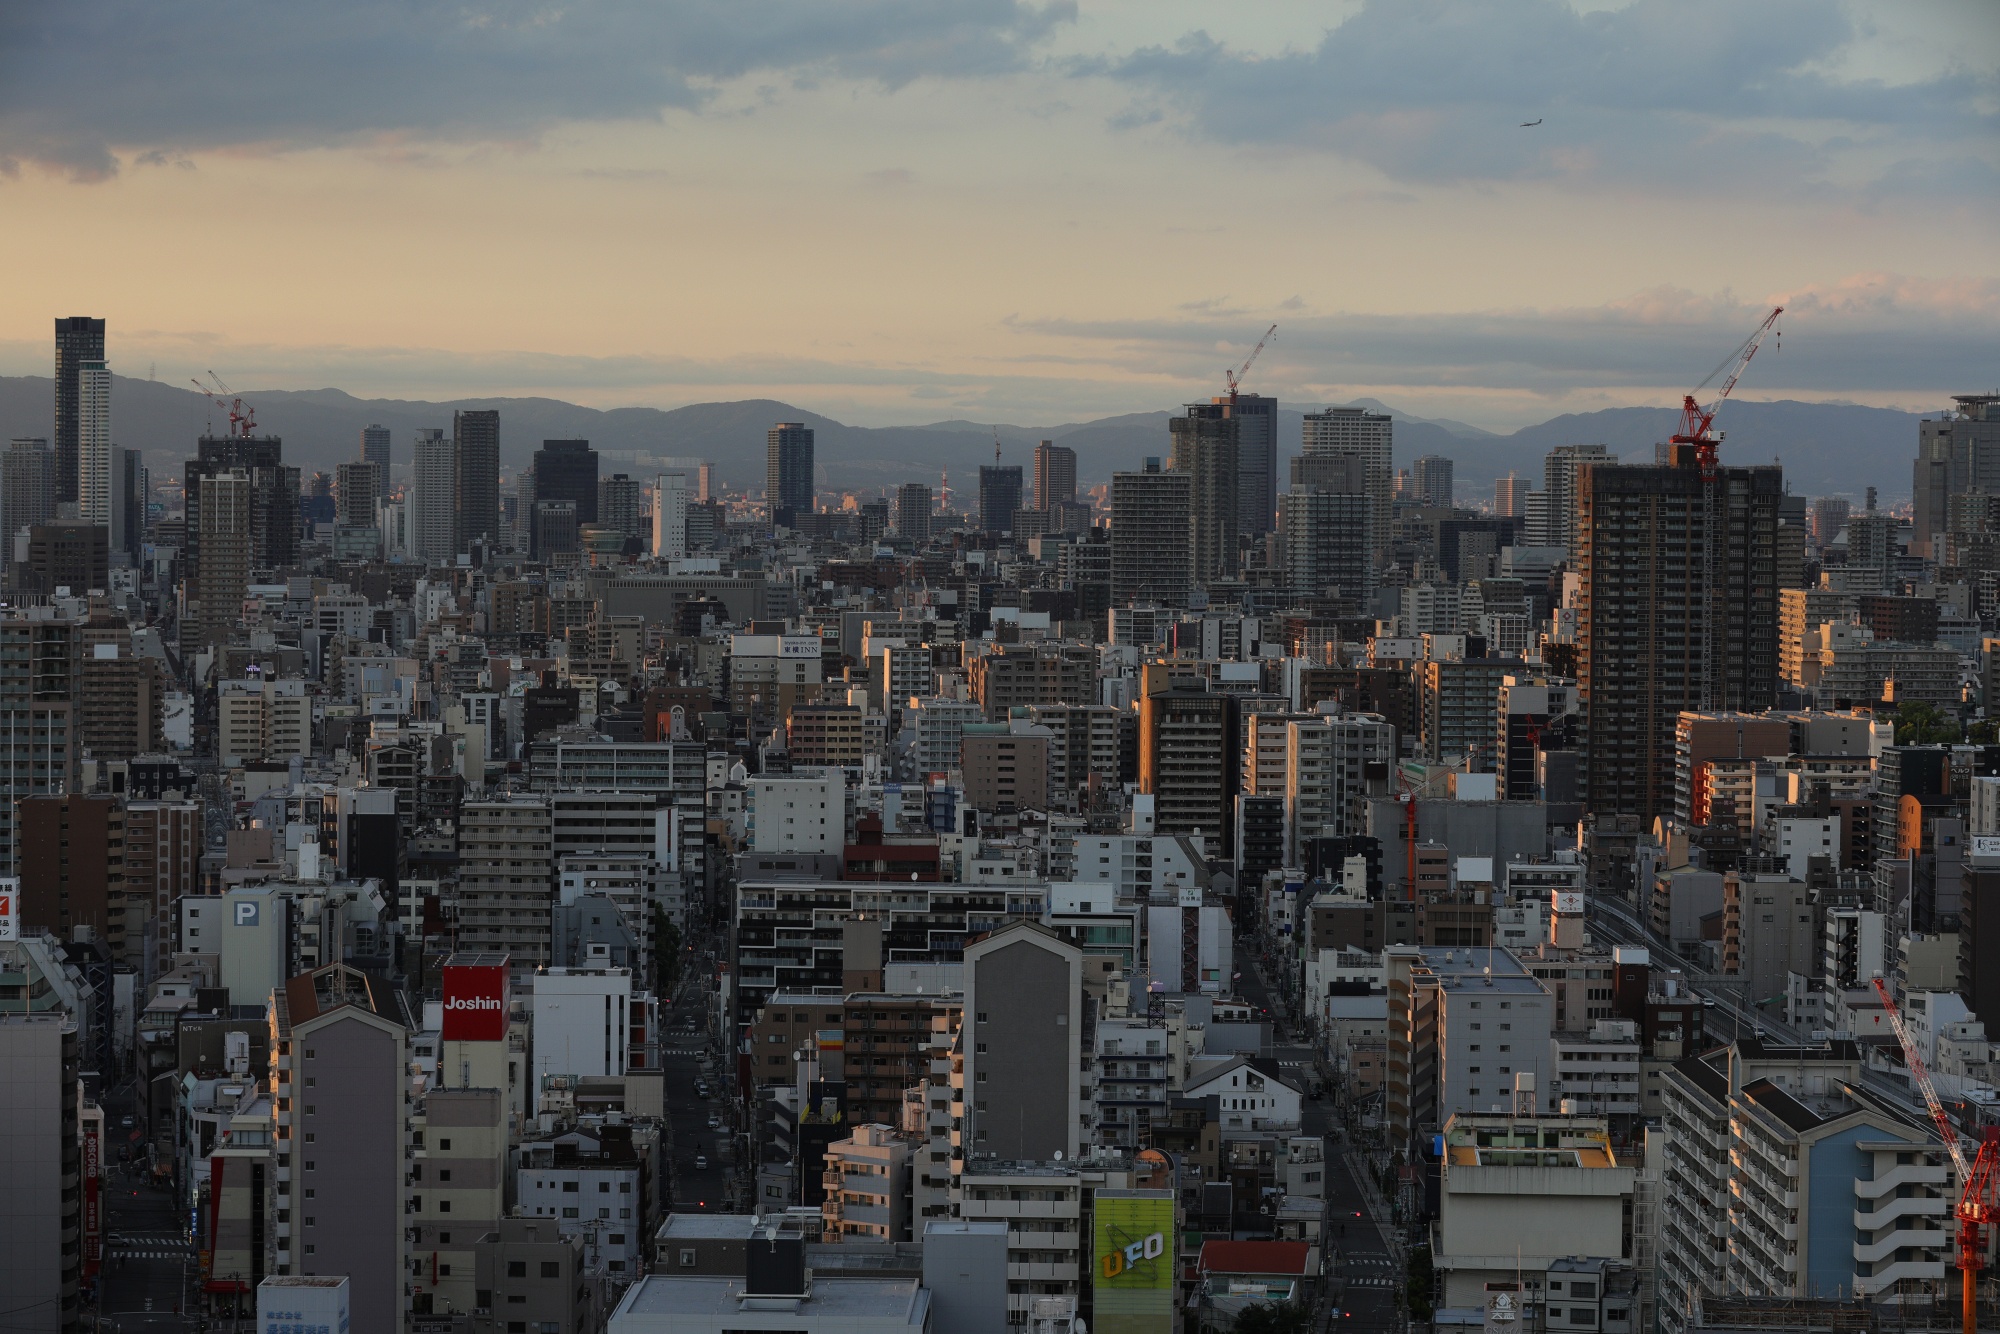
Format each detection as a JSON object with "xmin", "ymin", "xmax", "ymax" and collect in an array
[
  {"xmin": 1140, "ymin": 688, "xmax": 1239, "ymax": 855},
  {"xmin": 531, "ymin": 440, "xmax": 598, "ymax": 559},
  {"xmin": 1110, "ymin": 461, "xmax": 1192, "ymax": 607},
  {"xmin": 1169, "ymin": 402, "xmax": 1240, "ymax": 584},
  {"xmin": 1302, "ymin": 407, "xmax": 1392, "ymax": 568},
  {"xmin": 454, "ymin": 409, "xmax": 502, "ymax": 557},
  {"xmin": 597, "ymin": 473, "xmax": 644, "ymax": 545},
  {"xmin": 0, "ymin": 615, "xmax": 81, "ymax": 877},
  {"xmin": 1033, "ymin": 440, "xmax": 1077, "ymax": 512},
  {"xmin": 360, "ymin": 423, "xmax": 392, "ymax": 492},
  {"xmin": 335, "ymin": 460, "xmax": 379, "ymax": 527},
  {"xmin": 186, "ymin": 469, "xmax": 253, "ymax": 653},
  {"xmin": 978, "ymin": 464, "xmax": 1023, "ymax": 535},
  {"xmin": 1578, "ymin": 451, "xmax": 1782, "ymax": 819},
  {"xmin": 76, "ymin": 359, "xmax": 112, "ymax": 527},
  {"xmin": 766, "ymin": 423, "xmax": 815, "ymax": 528},
  {"xmin": 182, "ymin": 434, "xmax": 298, "ymax": 581},
  {"xmin": 961, "ymin": 920, "xmax": 1085, "ymax": 1162},
  {"xmin": 270, "ymin": 964, "xmax": 410, "ymax": 1333},
  {"xmin": 1543, "ymin": 443, "xmax": 1611, "ymax": 556},
  {"xmin": 0, "ymin": 1000, "xmax": 83, "ymax": 1334},
  {"xmin": 111, "ymin": 447, "xmax": 146, "ymax": 562},
  {"xmin": 1223, "ymin": 393, "xmax": 1279, "ymax": 535},
  {"xmin": 20, "ymin": 794, "xmax": 128, "ymax": 967},
  {"xmin": 410, "ymin": 429, "xmax": 457, "ymax": 561},
  {"xmin": 1494, "ymin": 474, "xmax": 1531, "ymax": 518},
  {"xmin": 1411, "ymin": 454, "xmax": 1454, "ymax": 508},
  {"xmin": 1913, "ymin": 394, "xmax": 2000, "ymax": 559},
  {"xmin": 697, "ymin": 461, "xmax": 715, "ymax": 502},
  {"xmin": 53, "ymin": 316, "xmax": 105, "ymax": 507},
  {"xmin": 1807, "ymin": 495, "xmax": 1850, "ymax": 551},
  {"xmin": 1280, "ymin": 486, "xmax": 1373, "ymax": 607},
  {"xmin": 2, "ymin": 439, "xmax": 56, "ymax": 571},
  {"xmin": 12, "ymin": 521, "xmax": 107, "ymax": 597},
  {"xmin": 894, "ymin": 482, "xmax": 932, "ymax": 542},
  {"xmin": 651, "ymin": 472, "xmax": 689, "ymax": 559},
  {"xmin": 458, "ymin": 798, "xmax": 556, "ymax": 966}
]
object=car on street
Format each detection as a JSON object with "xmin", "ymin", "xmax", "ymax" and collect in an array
[
  {"xmin": 694, "ymin": 1155, "xmax": 708, "ymax": 1169},
  {"xmin": 119, "ymin": 1115, "xmax": 134, "ymax": 1128},
  {"xmin": 707, "ymin": 1114, "xmax": 721, "ymax": 1129}
]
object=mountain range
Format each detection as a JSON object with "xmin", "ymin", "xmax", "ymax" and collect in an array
[{"xmin": 0, "ymin": 375, "xmax": 1942, "ymax": 502}]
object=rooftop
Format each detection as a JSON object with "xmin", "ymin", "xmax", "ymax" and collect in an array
[{"xmin": 612, "ymin": 1276, "xmax": 927, "ymax": 1327}]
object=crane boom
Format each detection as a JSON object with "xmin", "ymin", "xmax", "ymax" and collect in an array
[
  {"xmin": 1223, "ymin": 324, "xmax": 1277, "ymax": 404},
  {"xmin": 1875, "ymin": 976, "xmax": 1972, "ymax": 1181},
  {"xmin": 1671, "ymin": 306, "xmax": 1780, "ymax": 480}
]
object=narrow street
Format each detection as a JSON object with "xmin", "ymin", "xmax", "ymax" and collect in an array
[{"xmin": 97, "ymin": 1079, "xmax": 202, "ymax": 1332}]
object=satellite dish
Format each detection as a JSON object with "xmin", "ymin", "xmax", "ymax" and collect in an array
[{"xmin": 1054, "ymin": 1150, "xmax": 1063, "ymax": 1160}]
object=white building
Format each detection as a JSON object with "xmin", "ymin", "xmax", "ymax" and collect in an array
[
  {"xmin": 1183, "ymin": 1056, "xmax": 1303, "ymax": 1134},
  {"xmin": 651, "ymin": 473, "xmax": 688, "ymax": 559},
  {"xmin": 531, "ymin": 967, "xmax": 633, "ymax": 1097},
  {"xmin": 410, "ymin": 428, "xmax": 457, "ymax": 561},
  {"xmin": 79, "ymin": 359, "xmax": 113, "ymax": 527},
  {"xmin": 745, "ymin": 768, "xmax": 846, "ymax": 855}
]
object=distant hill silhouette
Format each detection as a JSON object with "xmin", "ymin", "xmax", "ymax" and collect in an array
[{"xmin": 0, "ymin": 375, "xmax": 1939, "ymax": 502}]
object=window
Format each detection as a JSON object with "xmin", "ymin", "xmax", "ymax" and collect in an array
[
  {"xmin": 507, "ymin": 1261, "xmax": 527, "ymax": 1278},
  {"xmin": 439, "ymin": 1170, "xmax": 452, "ymax": 1182},
  {"xmin": 599, "ymin": 1181, "xmax": 610, "ymax": 1193},
  {"xmin": 563, "ymin": 1207, "xmax": 579, "ymax": 1219},
  {"xmin": 439, "ymin": 1200, "xmax": 451, "ymax": 1213},
  {"xmin": 610, "ymin": 1233, "xmax": 626, "ymax": 1244},
  {"xmin": 680, "ymin": 1249, "xmax": 697, "ymax": 1268},
  {"xmin": 562, "ymin": 1181, "xmax": 579, "ymax": 1193},
  {"xmin": 541, "ymin": 1261, "xmax": 561, "ymax": 1278},
  {"xmin": 619, "ymin": 1182, "xmax": 631, "ymax": 1193},
  {"xmin": 439, "ymin": 1138, "xmax": 451, "ymax": 1150}
]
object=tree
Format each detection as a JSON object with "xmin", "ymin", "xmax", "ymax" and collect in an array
[
  {"xmin": 1230, "ymin": 1302, "xmax": 1311, "ymax": 1334},
  {"xmin": 1895, "ymin": 701, "xmax": 1963, "ymax": 746},
  {"xmin": 1406, "ymin": 1244, "xmax": 1436, "ymax": 1319}
]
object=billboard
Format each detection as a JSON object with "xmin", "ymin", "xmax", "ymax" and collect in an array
[
  {"xmin": 82, "ymin": 1118, "xmax": 101, "ymax": 1277},
  {"xmin": 0, "ymin": 876, "xmax": 17, "ymax": 941},
  {"xmin": 1092, "ymin": 1189, "xmax": 1175, "ymax": 1334},
  {"xmin": 441, "ymin": 957, "xmax": 511, "ymax": 1041}
]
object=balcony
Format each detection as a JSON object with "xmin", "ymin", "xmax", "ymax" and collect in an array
[
  {"xmin": 1853, "ymin": 1227, "xmax": 1950, "ymax": 1265},
  {"xmin": 1853, "ymin": 1196, "xmax": 1947, "ymax": 1232},
  {"xmin": 1008, "ymin": 1262, "xmax": 1080, "ymax": 1283}
]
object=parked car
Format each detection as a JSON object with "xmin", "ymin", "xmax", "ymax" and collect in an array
[{"xmin": 694, "ymin": 1155, "xmax": 708, "ymax": 1170}]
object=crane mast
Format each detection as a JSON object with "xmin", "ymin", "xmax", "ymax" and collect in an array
[
  {"xmin": 1224, "ymin": 324, "xmax": 1277, "ymax": 404},
  {"xmin": 1671, "ymin": 306, "xmax": 1781, "ymax": 482}
]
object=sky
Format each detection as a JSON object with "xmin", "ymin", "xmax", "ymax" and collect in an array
[{"xmin": 0, "ymin": 0, "xmax": 1995, "ymax": 430}]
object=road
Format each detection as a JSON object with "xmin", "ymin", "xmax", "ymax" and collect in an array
[
  {"xmin": 660, "ymin": 988, "xmax": 733, "ymax": 1213},
  {"xmin": 97, "ymin": 1080, "xmax": 201, "ymax": 1331},
  {"xmin": 1236, "ymin": 936, "xmax": 1403, "ymax": 1332}
]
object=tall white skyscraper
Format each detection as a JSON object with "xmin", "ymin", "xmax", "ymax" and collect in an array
[
  {"xmin": 410, "ymin": 429, "xmax": 457, "ymax": 561},
  {"xmin": 77, "ymin": 360, "xmax": 112, "ymax": 525},
  {"xmin": 1302, "ymin": 406, "xmax": 1393, "ymax": 568},
  {"xmin": 652, "ymin": 472, "xmax": 689, "ymax": 559}
]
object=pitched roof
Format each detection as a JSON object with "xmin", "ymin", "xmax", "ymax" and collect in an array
[{"xmin": 1198, "ymin": 1240, "xmax": 1313, "ymax": 1277}]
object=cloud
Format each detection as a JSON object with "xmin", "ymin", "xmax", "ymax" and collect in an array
[
  {"xmin": 0, "ymin": 0, "xmax": 1076, "ymax": 179},
  {"xmin": 1089, "ymin": 0, "xmax": 1998, "ymax": 195}
]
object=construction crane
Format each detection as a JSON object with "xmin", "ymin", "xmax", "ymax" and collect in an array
[
  {"xmin": 1670, "ymin": 306, "xmax": 1781, "ymax": 481},
  {"xmin": 1874, "ymin": 975, "xmax": 2000, "ymax": 1333},
  {"xmin": 1223, "ymin": 324, "xmax": 1277, "ymax": 404},
  {"xmin": 190, "ymin": 370, "xmax": 258, "ymax": 439}
]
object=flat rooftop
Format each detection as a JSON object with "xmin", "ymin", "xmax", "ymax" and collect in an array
[{"xmin": 613, "ymin": 1276, "xmax": 927, "ymax": 1328}]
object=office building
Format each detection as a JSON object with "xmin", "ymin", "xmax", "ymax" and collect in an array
[
  {"xmin": 1913, "ymin": 394, "xmax": 2000, "ymax": 559},
  {"xmin": 652, "ymin": 472, "xmax": 689, "ymax": 559},
  {"xmin": 532, "ymin": 438, "xmax": 596, "ymax": 557},
  {"xmin": 978, "ymin": 464, "xmax": 1023, "ymax": 535},
  {"xmin": 1169, "ymin": 402, "xmax": 1239, "ymax": 584},
  {"xmin": 1280, "ymin": 486, "xmax": 1373, "ymax": 606},
  {"xmin": 1302, "ymin": 406, "xmax": 1393, "ymax": 568},
  {"xmin": 960, "ymin": 725, "xmax": 1050, "ymax": 814},
  {"xmin": 360, "ymin": 422, "xmax": 391, "ymax": 491},
  {"xmin": 1111, "ymin": 462, "xmax": 1192, "ymax": 607},
  {"xmin": 454, "ymin": 409, "xmax": 502, "ymax": 555},
  {"xmin": 0, "ymin": 1007, "xmax": 82, "ymax": 1334},
  {"xmin": 961, "ymin": 920, "xmax": 1085, "ymax": 1163},
  {"xmin": 80, "ymin": 644, "xmax": 166, "ymax": 763},
  {"xmin": 13, "ymin": 520, "xmax": 108, "ymax": 596},
  {"xmin": 77, "ymin": 359, "xmax": 112, "ymax": 527},
  {"xmin": 1033, "ymin": 440, "xmax": 1076, "ymax": 512},
  {"xmin": 458, "ymin": 798, "xmax": 556, "ymax": 969},
  {"xmin": 0, "ymin": 617, "xmax": 80, "ymax": 878},
  {"xmin": 270, "ymin": 965, "xmax": 410, "ymax": 1334},
  {"xmin": 1494, "ymin": 474, "xmax": 1531, "ymax": 518},
  {"xmin": 53, "ymin": 316, "xmax": 105, "ymax": 507},
  {"xmin": 894, "ymin": 482, "xmax": 932, "ymax": 542},
  {"xmin": 185, "ymin": 469, "xmax": 253, "ymax": 652},
  {"xmin": 1542, "ymin": 443, "xmax": 1611, "ymax": 555},
  {"xmin": 1578, "ymin": 454, "xmax": 1781, "ymax": 819},
  {"xmin": 335, "ymin": 460, "xmax": 378, "ymax": 527},
  {"xmin": 1411, "ymin": 454, "xmax": 1454, "ymax": 508},
  {"xmin": 766, "ymin": 423, "xmax": 815, "ymax": 528},
  {"xmin": 3, "ymin": 439, "xmax": 56, "ymax": 570},
  {"xmin": 183, "ymin": 433, "xmax": 298, "ymax": 582},
  {"xmin": 1220, "ymin": 392, "xmax": 1278, "ymax": 536}
]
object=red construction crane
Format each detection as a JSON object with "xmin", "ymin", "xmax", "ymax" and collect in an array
[
  {"xmin": 1874, "ymin": 975, "xmax": 2000, "ymax": 1333},
  {"xmin": 190, "ymin": 370, "xmax": 258, "ymax": 438},
  {"xmin": 1671, "ymin": 306, "xmax": 1781, "ymax": 481},
  {"xmin": 1223, "ymin": 324, "xmax": 1277, "ymax": 404}
]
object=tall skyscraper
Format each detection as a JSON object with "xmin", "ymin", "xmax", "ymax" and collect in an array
[
  {"xmin": 3, "ymin": 439, "xmax": 56, "ymax": 571},
  {"xmin": 895, "ymin": 482, "xmax": 932, "ymax": 543},
  {"xmin": 1543, "ymin": 443, "xmax": 1612, "ymax": 556},
  {"xmin": 361, "ymin": 423, "xmax": 392, "ymax": 493},
  {"xmin": 1302, "ymin": 407, "xmax": 1393, "ymax": 569},
  {"xmin": 410, "ymin": 429, "xmax": 457, "ymax": 561},
  {"xmin": 598, "ymin": 473, "xmax": 644, "ymax": 543},
  {"xmin": 76, "ymin": 359, "xmax": 112, "ymax": 527},
  {"xmin": 1281, "ymin": 486, "xmax": 1374, "ymax": 608},
  {"xmin": 0, "ymin": 615, "xmax": 81, "ymax": 876},
  {"xmin": 766, "ymin": 423, "xmax": 815, "ymax": 528},
  {"xmin": 1411, "ymin": 454, "xmax": 1454, "ymax": 508},
  {"xmin": 453, "ymin": 409, "xmax": 501, "ymax": 556},
  {"xmin": 1494, "ymin": 473, "xmax": 1531, "ymax": 518},
  {"xmin": 978, "ymin": 464, "xmax": 1023, "ymax": 535},
  {"xmin": 1578, "ymin": 450, "xmax": 1781, "ymax": 819},
  {"xmin": 652, "ymin": 472, "xmax": 689, "ymax": 559},
  {"xmin": 53, "ymin": 316, "xmax": 105, "ymax": 507},
  {"xmin": 1033, "ymin": 440, "xmax": 1077, "ymax": 512},
  {"xmin": 187, "ymin": 468, "xmax": 253, "ymax": 653},
  {"xmin": 1913, "ymin": 394, "xmax": 2000, "ymax": 560},
  {"xmin": 336, "ymin": 460, "xmax": 379, "ymax": 527},
  {"xmin": 1221, "ymin": 393, "xmax": 1278, "ymax": 536},
  {"xmin": 111, "ymin": 446, "xmax": 146, "ymax": 562},
  {"xmin": 697, "ymin": 461, "xmax": 715, "ymax": 502},
  {"xmin": 1111, "ymin": 460, "xmax": 1193, "ymax": 607},
  {"xmin": 529, "ymin": 439, "xmax": 596, "ymax": 557},
  {"xmin": 1168, "ymin": 403, "xmax": 1239, "ymax": 585}
]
